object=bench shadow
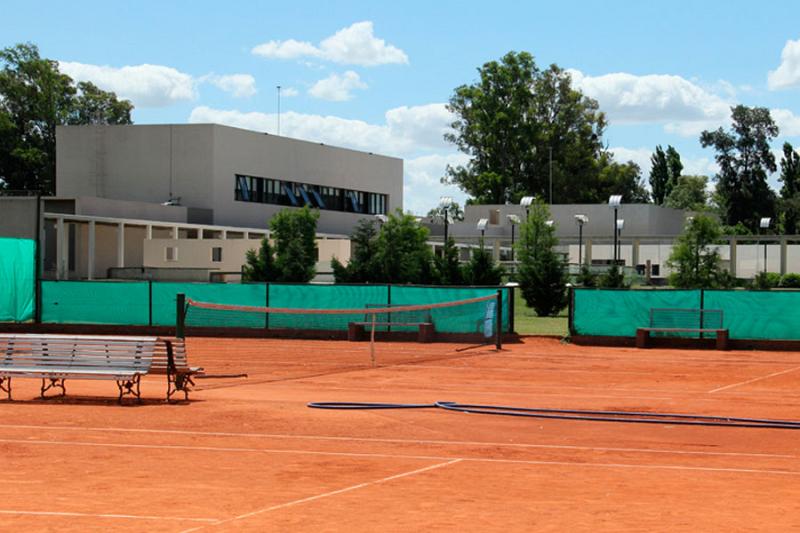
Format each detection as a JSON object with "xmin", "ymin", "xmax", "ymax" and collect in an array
[{"xmin": 7, "ymin": 395, "xmax": 204, "ymax": 407}]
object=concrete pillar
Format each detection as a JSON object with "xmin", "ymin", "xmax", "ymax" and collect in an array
[
  {"xmin": 117, "ymin": 222, "xmax": 125, "ymax": 268},
  {"xmin": 198, "ymin": 228, "xmax": 204, "ymax": 239},
  {"xmin": 492, "ymin": 238, "xmax": 501, "ymax": 261},
  {"xmin": 729, "ymin": 236, "xmax": 737, "ymax": 276},
  {"xmin": 173, "ymin": 226, "xmax": 179, "ymax": 239},
  {"xmin": 781, "ymin": 237, "xmax": 788, "ymax": 275},
  {"xmin": 221, "ymin": 229, "xmax": 227, "ymax": 239},
  {"xmin": 146, "ymin": 225, "xmax": 153, "ymax": 240},
  {"xmin": 584, "ymin": 238, "xmax": 592, "ymax": 265},
  {"xmin": 632, "ymin": 239, "xmax": 640, "ymax": 267},
  {"xmin": 56, "ymin": 217, "xmax": 65, "ymax": 280},
  {"xmin": 87, "ymin": 221, "xmax": 96, "ymax": 280}
]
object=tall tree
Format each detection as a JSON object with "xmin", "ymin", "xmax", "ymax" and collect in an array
[
  {"xmin": 427, "ymin": 201, "xmax": 464, "ymax": 222},
  {"xmin": 598, "ymin": 157, "xmax": 649, "ymax": 203},
  {"xmin": 461, "ymin": 240, "xmax": 505, "ymax": 285},
  {"xmin": 0, "ymin": 43, "xmax": 132, "ymax": 194},
  {"xmin": 331, "ymin": 219, "xmax": 380, "ymax": 283},
  {"xmin": 649, "ymin": 145, "xmax": 683, "ymax": 205},
  {"xmin": 665, "ymin": 175, "xmax": 708, "ymax": 211},
  {"xmin": 778, "ymin": 142, "xmax": 800, "ymax": 234},
  {"xmin": 434, "ymin": 237, "xmax": 464, "ymax": 285},
  {"xmin": 516, "ymin": 198, "xmax": 568, "ymax": 316},
  {"xmin": 373, "ymin": 210, "xmax": 435, "ymax": 284},
  {"xmin": 269, "ymin": 206, "xmax": 320, "ymax": 282},
  {"xmin": 444, "ymin": 51, "xmax": 608, "ymax": 204},
  {"xmin": 700, "ymin": 105, "xmax": 777, "ymax": 231},
  {"xmin": 667, "ymin": 214, "xmax": 732, "ymax": 288}
]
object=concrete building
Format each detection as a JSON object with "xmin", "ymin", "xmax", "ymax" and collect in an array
[{"xmin": 0, "ymin": 123, "xmax": 404, "ymax": 281}]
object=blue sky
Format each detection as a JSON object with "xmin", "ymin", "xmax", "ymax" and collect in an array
[{"xmin": 5, "ymin": 0, "xmax": 800, "ymax": 212}]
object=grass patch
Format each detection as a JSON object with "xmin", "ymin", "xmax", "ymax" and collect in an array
[{"xmin": 512, "ymin": 289, "xmax": 568, "ymax": 336}]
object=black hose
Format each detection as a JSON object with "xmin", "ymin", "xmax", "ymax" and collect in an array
[{"xmin": 307, "ymin": 401, "xmax": 800, "ymax": 430}]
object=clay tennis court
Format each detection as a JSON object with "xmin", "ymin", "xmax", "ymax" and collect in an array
[{"xmin": 1, "ymin": 336, "xmax": 800, "ymax": 532}]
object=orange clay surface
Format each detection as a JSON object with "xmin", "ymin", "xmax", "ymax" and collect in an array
[{"xmin": 2, "ymin": 336, "xmax": 800, "ymax": 532}]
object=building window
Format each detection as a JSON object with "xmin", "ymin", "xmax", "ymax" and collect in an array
[
  {"xmin": 211, "ymin": 247, "xmax": 223, "ymax": 263},
  {"xmin": 234, "ymin": 174, "xmax": 387, "ymax": 215},
  {"xmin": 165, "ymin": 246, "xmax": 178, "ymax": 262}
]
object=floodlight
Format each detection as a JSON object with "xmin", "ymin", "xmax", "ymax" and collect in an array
[
  {"xmin": 520, "ymin": 196, "xmax": 535, "ymax": 207},
  {"xmin": 374, "ymin": 214, "xmax": 388, "ymax": 224},
  {"xmin": 545, "ymin": 220, "xmax": 555, "ymax": 227},
  {"xmin": 506, "ymin": 214, "xmax": 521, "ymax": 225},
  {"xmin": 760, "ymin": 217, "xmax": 771, "ymax": 229},
  {"xmin": 608, "ymin": 195, "xmax": 622, "ymax": 208},
  {"xmin": 616, "ymin": 219, "xmax": 625, "ymax": 231},
  {"xmin": 477, "ymin": 218, "xmax": 489, "ymax": 231},
  {"xmin": 439, "ymin": 196, "xmax": 454, "ymax": 208},
  {"xmin": 574, "ymin": 214, "xmax": 588, "ymax": 226}
]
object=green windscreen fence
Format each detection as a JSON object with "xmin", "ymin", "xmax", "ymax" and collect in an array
[
  {"xmin": 391, "ymin": 286, "xmax": 510, "ymax": 334},
  {"xmin": 703, "ymin": 290, "xmax": 800, "ymax": 340},
  {"xmin": 41, "ymin": 281, "xmax": 150, "ymax": 325},
  {"xmin": 151, "ymin": 282, "xmax": 267, "ymax": 327},
  {"xmin": 572, "ymin": 289, "xmax": 701, "ymax": 338},
  {"xmin": 0, "ymin": 237, "xmax": 35, "ymax": 323},
  {"xmin": 267, "ymin": 284, "xmax": 390, "ymax": 330}
]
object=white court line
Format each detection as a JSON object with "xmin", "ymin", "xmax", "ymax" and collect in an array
[
  {"xmin": 0, "ymin": 423, "xmax": 792, "ymax": 459},
  {"xmin": 708, "ymin": 365, "xmax": 800, "ymax": 393},
  {"xmin": 179, "ymin": 459, "xmax": 462, "ymax": 533},
  {"xmin": 0, "ymin": 509, "xmax": 217, "ymax": 522},
  {"xmin": 1, "ymin": 438, "xmax": 798, "ymax": 477}
]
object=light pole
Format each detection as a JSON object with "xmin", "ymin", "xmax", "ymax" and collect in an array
[
  {"xmin": 574, "ymin": 214, "xmax": 588, "ymax": 266},
  {"xmin": 609, "ymin": 195, "xmax": 622, "ymax": 265},
  {"xmin": 477, "ymin": 218, "xmax": 489, "ymax": 251},
  {"xmin": 760, "ymin": 217, "xmax": 771, "ymax": 273},
  {"xmin": 439, "ymin": 196, "xmax": 453, "ymax": 246},
  {"xmin": 616, "ymin": 219, "xmax": 625, "ymax": 264},
  {"xmin": 520, "ymin": 196, "xmax": 534, "ymax": 220},
  {"xmin": 276, "ymin": 85, "xmax": 281, "ymax": 135},
  {"xmin": 506, "ymin": 214, "xmax": 520, "ymax": 262},
  {"xmin": 549, "ymin": 146, "xmax": 553, "ymax": 205}
]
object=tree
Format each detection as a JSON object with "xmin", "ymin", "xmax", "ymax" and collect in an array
[
  {"xmin": 665, "ymin": 175, "xmax": 708, "ymax": 211},
  {"xmin": 444, "ymin": 51, "xmax": 609, "ymax": 204},
  {"xmin": 667, "ymin": 214, "xmax": 731, "ymax": 288},
  {"xmin": 516, "ymin": 198, "xmax": 568, "ymax": 316},
  {"xmin": 242, "ymin": 238, "xmax": 276, "ymax": 282},
  {"xmin": 461, "ymin": 240, "xmax": 504, "ymax": 285},
  {"xmin": 597, "ymin": 157, "xmax": 650, "ymax": 203},
  {"xmin": 373, "ymin": 210, "xmax": 435, "ymax": 284},
  {"xmin": 0, "ymin": 43, "xmax": 132, "ymax": 195},
  {"xmin": 434, "ymin": 237, "xmax": 464, "ymax": 285},
  {"xmin": 269, "ymin": 206, "xmax": 319, "ymax": 282},
  {"xmin": 649, "ymin": 145, "xmax": 683, "ymax": 205},
  {"xmin": 778, "ymin": 142, "xmax": 800, "ymax": 234},
  {"xmin": 331, "ymin": 219, "xmax": 380, "ymax": 282},
  {"xmin": 700, "ymin": 105, "xmax": 778, "ymax": 231},
  {"xmin": 427, "ymin": 202, "xmax": 464, "ymax": 222}
]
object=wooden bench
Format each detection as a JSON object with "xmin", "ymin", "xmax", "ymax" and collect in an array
[
  {"xmin": 348, "ymin": 304, "xmax": 434, "ymax": 343},
  {"xmin": 636, "ymin": 308, "xmax": 728, "ymax": 350},
  {"xmin": 0, "ymin": 334, "xmax": 157, "ymax": 402},
  {"xmin": 153, "ymin": 337, "xmax": 204, "ymax": 401}
]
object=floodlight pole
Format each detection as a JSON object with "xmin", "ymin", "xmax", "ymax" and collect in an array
[
  {"xmin": 764, "ymin": 234, "xmax": 767, "ymax": 274},
  {"xmin": 549, "ymin": 146, "xmax": 553, "ymax": 205},
  {"xmin": 613, "ymin": 207, "xmax": 618, "ymax": 264},
  {"xmin": 443, "ymin": 207, "xmax": 449, "ymax": 245},
  {"xmin": 276, "ymin": 85, "xmax": 281, "ymax": 136},
  {"xmin": 510, "ymin": 223, "xmax": 516, "ymax": 262},
  {"xmin": 578, "ymin": 223, "xmax": 583, "ymax": 266}
]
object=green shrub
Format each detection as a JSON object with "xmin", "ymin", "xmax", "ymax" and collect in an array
[
  {"xmin": 780, "ymin": 273, "xmax": 800, "ymax": 288},
  {"xmin": 752, "ymin": 271, "xmax": 781, "ymax": 289}
]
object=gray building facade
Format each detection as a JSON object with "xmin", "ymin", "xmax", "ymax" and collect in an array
[{"xmin": 56, "ymin": 123, "xmax": 403, "ymax": 235}]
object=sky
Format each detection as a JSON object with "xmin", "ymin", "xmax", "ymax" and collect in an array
[{"xmin": 5, "ymin": 0, "xmax": 800, "ymax": 213}]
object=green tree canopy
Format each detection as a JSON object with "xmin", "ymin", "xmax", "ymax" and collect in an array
[
  {"xmin": 516, "ymin": 198, "xmax": 568, "ymax": 316},
  {"xmin": 434, "ymin": 237, "xmax": 464, "ymax": 285},
  {"xmin": 374, "ymin": 210, "xmax": 435, "ymax": 284},
  {"xmin": 649, "ymin": 145, "xmax": 683, "ymax": 205},
  {"xmin": 665, "ymin": 175, "xmax": 708, "ymax": 211},
  {"xmin": 0, "ymin": 43, "xmax": 132, "ymax": 194},
  {"xmin": 444, "ymin": 51, "xmax": 640, "ymax": 205},
  {"xmin": 461, "ymin": 240, "xmax": 504, "ymax": 285},
  {"xmin": 244, "ymin": 207, "xmax": 319, "ymax": 282},
  {"xmin": 427, "ymin": 202, "xmax": 464, "ymax": 222},
  {"xmin": 667, "ymin": 214, "xmax": 731, "ymax": 288},
  {"xmin": 700, "ymin": 105, "xmax": 777, "ymax": 231},
  {"xmin": 331, "ymin": 218, "xmax": 380, "ymax": 283},
  {"xmin": 778, "ymin": 142, "xmax": 800, "ymax": 234}
]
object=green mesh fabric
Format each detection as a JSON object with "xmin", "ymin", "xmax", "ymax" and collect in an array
[
  {"xmin": 0, "ymin": 238, "xmax": 35, "ymax": 323},
  {"xmin": 703, "ymin": 290, "xmax": 800, "ymax": 340},
  {"xmin": 390, "ymin": 286, "xmax": 509, "ymax": 334},
  {"xmin": 152, "ymin": 282, "xmax": 267, "ymax": 327},
  {"xmin": 264, "ymin": 284, "xmax": 389, "ymax": 330},
  {"xmin": 41, "ymin": 281, "xmax": 149, "ymax": 325},
  {"xmin": 572, "ymin": 289, "xmax": 701, "ymax": 337}
]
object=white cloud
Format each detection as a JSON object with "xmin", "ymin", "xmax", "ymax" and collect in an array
[
  {"xmin": 281, "ymin": 87, "xmax": 298, "ymax": 97},
  {"xmin": 188, "ymin": 102, "xmax": 452, "ymax": 157},
  {"xmin": 308, "ymin": 71, "xmax": 367, "ymax": 101},
  {"xmin": 768, "ymin": 38, "xmax": 800, "ymax": 90},
  {"xmin": 404, "ymin": 153, "xmax": 470, "ymax": 215},
  {"xmin": 208, "ymin": 74, "xmax": 256, "ymax": 98},
  {"xmin": 569, "ymin": 69, "xmax": 732, "ymax": 136},
  {"xmin": 610, "ymin": 146, "xmax": 718, "ymax": 180},
  {"xmin": 59, "ymin": 61, "xmax": 196, "ymax": 107},
  {"xmin": 252, "ymin": 21, "xmax": 408, "ymax": 67},
  {"xmin": 772, "ymin": 108, "xmax": 800, "ymax": 136}
]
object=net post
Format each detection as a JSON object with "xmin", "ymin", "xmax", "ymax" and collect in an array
[
  {"xmin": 495, "ymin": 289, "xmax": 503, "ymax": 350},
  {"xmin": 176, "ymin": 293, "xmax": 186, "ymax": 339},
  {"xmin": 508, "ymin": 285, "xmax": 515, "ymax": 333},
  {"xmin": 148, "ymin": 280, "xmax": 153, "ymax": 327}
]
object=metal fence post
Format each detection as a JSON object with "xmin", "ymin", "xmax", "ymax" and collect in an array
[
  {"xmin": 176, "ymin": 293, "xmax": 186, "ymax": 339},
  {"xmin": 495, "ymin": 289, "xmax": 503, "ymax": 350}
]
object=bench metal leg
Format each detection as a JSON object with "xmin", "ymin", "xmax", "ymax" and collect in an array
[
  {"xmin": 167, "ymin": 371, "xmax": 194, "ymax": 402},
  {"xmin": 116, "ymin": 375, "xmax": 143, "ymax": 404},
  {"xmin": 0, "ymin": 377, "xmax": 10, "ymax": 400},
  {"xmin": 41, "ymin": 378, "xmax": 66, "ymax": 398}
]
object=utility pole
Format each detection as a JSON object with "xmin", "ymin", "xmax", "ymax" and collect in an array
[{"xmin": 276, "ymin": 85, "xmax": 281, "ymax": 136}]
